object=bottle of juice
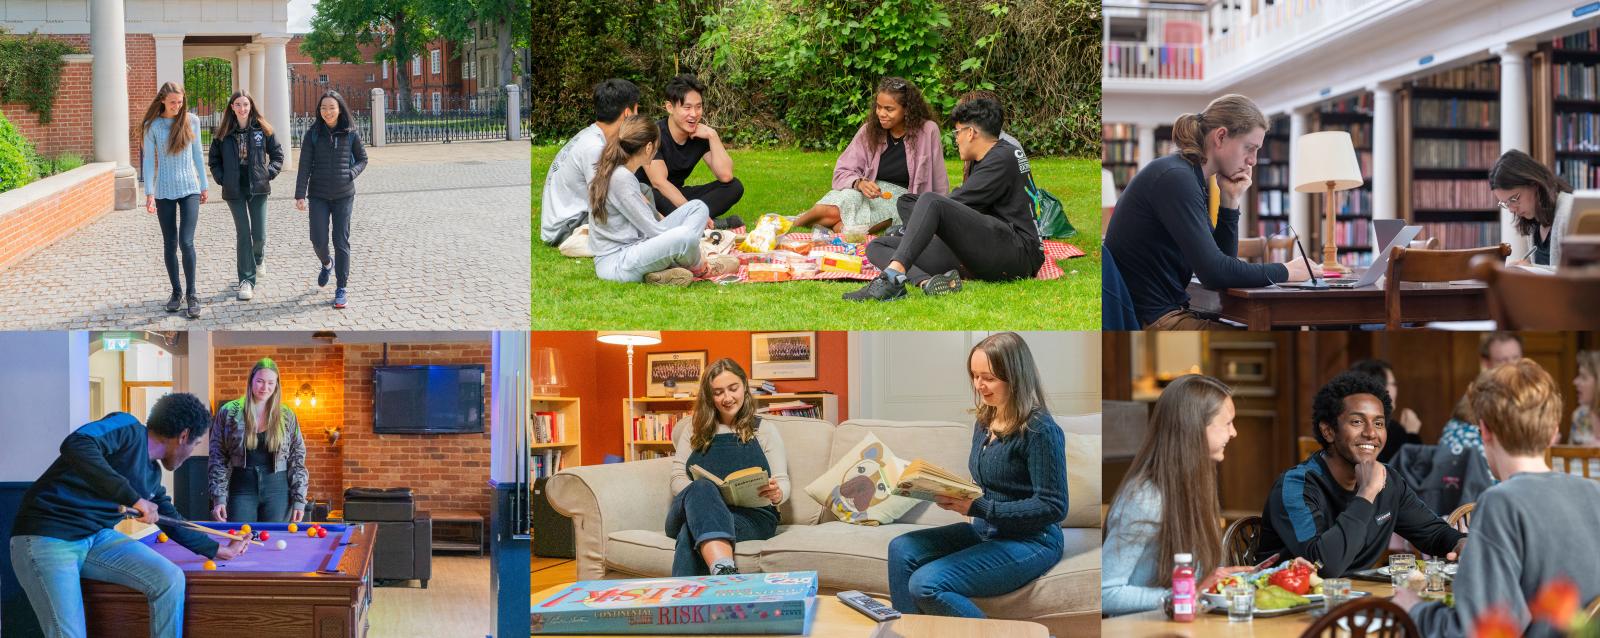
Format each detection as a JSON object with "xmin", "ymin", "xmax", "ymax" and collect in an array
[{"xmin": 1172, "ymin": 552, "xmax": 1197, "ymax": 622}]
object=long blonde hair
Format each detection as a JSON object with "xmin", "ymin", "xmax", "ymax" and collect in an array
[
  {"xmin": 1171, "ymin": 94, "xmax": 1267, "ymax": 166},
  {"xmin": 970, "ymin": 332, "xmax": 1049, "ymax": 438},
  {"xmin": 140, "ymin": 82, "xmax": 196, "ymax": 156},
  {"xmin": 588, "ymin": 115, "xmax": 659, "ymax": 224},
  {"xmin": 689, "ymin": 358, "xmax": 759, "ymax": 453},
  {"xmin": 241, "ymin": 358, "xmax": 285, "ymax": 452}
]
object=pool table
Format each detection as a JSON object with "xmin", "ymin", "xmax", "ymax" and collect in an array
[{"xmin": 83, "ymin": 522, "xmax": 376, "ymax": 638}]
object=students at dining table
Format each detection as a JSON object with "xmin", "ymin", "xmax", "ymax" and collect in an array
[
  {"xmin": 1348, "ymin": 359, "xmax": 1423, "ymax": 463},
  {"xmin": 1255, "ymin": 371, "xmax": 1466, "ymax": 578},
  {"xmin": 1398, "ymin": 358, "xmax": 1600, "ymax": 638}
]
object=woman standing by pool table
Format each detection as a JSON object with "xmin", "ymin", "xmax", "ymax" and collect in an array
[{"xmin": 208, "ymin": 357, "xmax": 309, "ymax": 523}]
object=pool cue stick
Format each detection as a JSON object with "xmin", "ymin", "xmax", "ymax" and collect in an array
[{"xmin": 119, "ymin": 507, "xmax": 265, "ymax": 546}]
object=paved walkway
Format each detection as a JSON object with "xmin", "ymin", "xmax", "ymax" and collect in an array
[{"xmin": 0, "ymin": 140, "xmax": 529, "ymax": 329}]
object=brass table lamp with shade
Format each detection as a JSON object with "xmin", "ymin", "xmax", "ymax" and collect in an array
[{"xmin": 1294, "ymin": 130, "xmax": 1366, "ymax": 274}]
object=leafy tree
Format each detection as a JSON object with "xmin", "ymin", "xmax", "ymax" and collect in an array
[
  {"xmin": 426, "ymin": 0, "xmax": 531, "ymax": 90},
  {"xmin": 182, "ymin": 58, "xmax": 233, "ymax": 115},
  {"xmin": 301, "ymin": 0, "xmax": 437, "ymax": 114}
]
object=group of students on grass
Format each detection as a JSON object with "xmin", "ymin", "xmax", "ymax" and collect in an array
[
  {"xmin": 1102, "ymin": 334, "xmax": 1600, "ymax": 637},
  {"xmin": 539, "ymin": 74, "xmax": 1047, "ymax": 300},
  {"xmin": 139, "ymin": 82, "xmax": 366, "ymax": 317},
  {"xmin": 7, "ymin": 357, "xmax": 314, "ymax": 636},
  {"xmin": 663, "ymin": 332, "xmax": 1069, "ymax": 618},
  {"xmin": 1104, "ymin": 93, "xmax": 1582, "ymax": 330}
]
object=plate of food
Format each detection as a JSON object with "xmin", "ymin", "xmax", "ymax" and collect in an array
[{"xmin": 1200, "ymin": 558, "xmax": 1368, "ymax": 617}]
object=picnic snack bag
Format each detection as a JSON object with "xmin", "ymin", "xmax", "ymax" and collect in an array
[{"xmin": 739, "ymin": 213, "xmax": 794, "ymax": 253}]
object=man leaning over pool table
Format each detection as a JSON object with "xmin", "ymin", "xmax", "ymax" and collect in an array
[{"xmin": 9, "ymin": 393, "xmax": 250, "ymax": 638}]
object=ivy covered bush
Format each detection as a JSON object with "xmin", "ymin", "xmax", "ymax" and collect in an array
[{"xmin": 0, "ymin": 109, "xmax": 41, "ymax": 193}]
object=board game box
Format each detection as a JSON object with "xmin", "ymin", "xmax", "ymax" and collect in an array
[{"xmin": 532, "ymin": 571, "xmax": 819, "ymax": 635}]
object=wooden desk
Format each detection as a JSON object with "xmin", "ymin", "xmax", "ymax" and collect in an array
[
  {"xmin": 1186, "ymin": 277, "xmax": 1488, "ymax": 330},
  {"xmin": 1103, "ymin": 581, "xmax": 1396, "ymax": 637},
  {"xmin": 531, "ymin": 585, "xmax": 1050, "ymax": 637},
  {"xmin": 1562, "ymin": 236, "xmax": 1600, "ymax": 269}
]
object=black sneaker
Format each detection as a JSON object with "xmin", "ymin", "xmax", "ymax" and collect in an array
[
  {"xmin": 923, "ymin": 269, "xmax": 964, "ymax": 296},
  {"xmin": 712, "ymin": 563, "xmax": 740, "ymax": 576},
  {"xmin": 883, "ymin": 224, "xmax": 907, "ymax": 237},
  {"xmin": 184, "ymin": 295, "xmax": 201, "ymax": 319},
  {"xmin": 713, "ymin": 215, "xmax": 744, "ymax": 230},
  {"xmin": 843, "ymin": 273, "xmax": 906, "ymax": 302},
  {"xmin": 164, "ymin": 292, "xmax": 182, "ymax": 313},
  {"xmin": 317, "ymin": 261, "xmax": 332, "ymax": 287}
]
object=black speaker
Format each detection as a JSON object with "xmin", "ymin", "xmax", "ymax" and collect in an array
[{"xmin": 532, "ymin": 477, "xmax": 574, "ymax": 558}]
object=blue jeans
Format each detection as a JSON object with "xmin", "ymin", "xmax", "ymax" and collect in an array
[
  {"xmin": 887, "ymin": 522, "xmax": 1063, "ymax": 618},
  {"xmin": 594, "ymin": 200, "xmax": 710, "ymax": 283},
  {"xmin": 9, "ymin": 529, "xmax": 186, "ymax": 638},
  {"xmin": 308, "ymin": 195, "xmax": 353, "ymax": 288}
]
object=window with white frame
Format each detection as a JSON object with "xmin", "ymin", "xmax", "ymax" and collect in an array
[
  {"xmin": 412, "ymin": 93, "xmax": 422, "ymax": 110},
  {"xmin": 431, "ymin": 91, "xmax": 441, "ymax": 113},
  {"xmin": 430, "ymin": 50, "xmax": 440, "ymax": 75},
  {"xmin": 382, "ymin": 60, "xmax": 388, "ymax": 79},
  {"xmin": 412, "ymin": 55, "xmax": 421, "ymax": 76}
]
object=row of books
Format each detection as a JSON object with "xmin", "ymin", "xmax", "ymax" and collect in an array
[
  {"xmin": 533, "ymin": 449, "xmax": 564, "ymax": 480},
  {"xmin": 1255, "ymin": 164, "xmax": 1290, "ymax": 189},
  {"xmin": 531, "ymin": 412, "xmax": 566, "ymax": 445},
  {"xmin": 1555, "ymin": 112, "xmax": 1600, "ymax": 153},
  {"xmin": 1413, "ymin": 99, "xmax": 1499, "ymax": 130},
  {"xmin": 1418, "ymin": 221, "xmax": 1498, "ymax": 249},
  {"xmin": 1103, "ymin": 139, "xmax": 1139, "ymax": 164},
  {"xmin": 1315, "ymin": 187, "xmax": 1373, "ymax": 216},
  {"xmin": 1107, "ymin": 164, "xmax": 1137, "ymax": 189},
  {"xmin": 1320, "ymin": 122, "xmax": 1372, "ymax": 148},
  {"xmin": 1103, "ymin": 122, "xmax": 1138, "ymax": 139},
  {"xmin": 1552, "ymin": 62, "xmax": 1600, "ymax": 101},
  {"xmin": 1256, "ymin": 219, "xmax": 1292, "ymax": 239},
  {"xmin": 1556, "ymin": 158, "xmax": 1600, "ymax": 190},
  {"xmin": 1335, "ymin": 250, "xmax": 1375, "ymax": 268},
  {"xmin": 633, "ymin": 411, "xmax": 686, "ymax": 442},
  {"xmin": 1412, "ymin": 179, "xmax": 1498, "ymax": 210},
  {"xmin": 1331, "ymin": 218, "xmax": 1373, "ymax": 249},
  {"xmin": 1320, "ymin": 94, "xmax": 1374, "ymax": 114},
  {"xmin": 634, "ymin": 449, "xmax": 671, "ymax": 461},
  {"xmin": 756, "ymin": 400, "xmax": 819, "ymax": 418},
  {"xmin": 1555, "ymin": 28, "xmax": 1600, "ymax": 51},
  {"xmin": 1256, "ymin": 189, "xmax": 1289, "ymax": 216},
  {"xmin": 1413, "ymin": 138, "xmax": 1500, "ymax": 170},
  {"xmin": 1413, "ymin": 63, "xmax": 1500, "ymax": 91},
  {"xmin": 1262, "ymin": 138, "xmax": 1289, "ymax": 162}
]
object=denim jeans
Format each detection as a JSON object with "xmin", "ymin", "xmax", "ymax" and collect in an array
[
  {"xmin": 666, "ymin": 478, "xmax": 778, "ymax": 576},
  {"xmin": 308, "ymin": 195, "xmax": 353, "ymax": 288},
  {"xmin": 886, "ymin": 522, "xmax": 1063, "ymax": 617},
  {"xmin": 155, "ymin": 194, "xmax": 200, "ymax": 296},
  {"xmin": 225, "ymin": 466, "xmax": 291, "ymax": 522},
  {"xmin": 9, "ymin": 529, "xmax": 186, "ymax": 638},
  {"xmin": 594, "ymin": 200, "xmax": 710, "ymax": 283},
  {"xmin": 226, "ymin": 194, "xmax": 268, "ymax": 285}
]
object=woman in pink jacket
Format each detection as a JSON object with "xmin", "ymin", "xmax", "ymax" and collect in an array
[{"xmin": 793, "ymin": 77, "xmax": 949, "ymax": 233}]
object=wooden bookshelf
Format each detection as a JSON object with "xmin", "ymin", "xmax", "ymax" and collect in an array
[
  {"xmin": 1534, "ymin": 29, "xmax": 1600, "ymax": 191},
  {"xmin": 530, "ymin": 396, "xmax": 582, "ymax": 480},
  {"xmin": 1248, "ymin": 115, "xmax": 1292, "ymax": 239},
  {"xmin": 1103, "ymin": 122, "xmax": 1139, "ymax": 190},
  {"xmin": 1399, "ymin": 60, "xmax": 1503, "ymax": 251},
  {"xmin": 1311, "ymin": 93, "xmax": 1376, "ymax": 267},
  {"xmin": 622, "ymin": 393, "xmax": 840, "ymax": 461}
]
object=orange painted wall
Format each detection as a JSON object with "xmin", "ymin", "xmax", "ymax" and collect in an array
[{"xmin": 531, "ymin": 332, "xmax": 848, "ymax": 465}]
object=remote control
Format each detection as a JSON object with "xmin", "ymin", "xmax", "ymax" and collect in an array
[{"xmin": 837, "ymin": 591, "xmax": 901, "ymax": 622}]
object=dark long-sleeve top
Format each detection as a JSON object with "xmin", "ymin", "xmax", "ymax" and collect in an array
[
  {"xmin": 967, "ymin": 410, "xmax": 1069, "ymax": 538},
  {"xmin": 1256, "ymin": 451, "xmax": 1462, "ymax": 578},
  {"xmin": 12, "ymin": 413, "xmax": 220, "ymax": 559},
  {"xmin": 1104, "ymin": 153, "xmax": 1289, "ymax": 326}
]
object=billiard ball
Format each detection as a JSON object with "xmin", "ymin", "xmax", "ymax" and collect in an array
[
  {"xmin": 317, "ymin": 528, "xmax": 328, "ymax": 539},
  {"xmin": 203, "ymin": 560, "xmax": 217, "ymax": 571},
  {"xmin": 156, "ymin": 533, "xmax": 168, "ymax": 543},
  {"xmin": 288, "ymin": 523, "xmax": 298, "ymax": 533},
  {"xmin": 240, "ymin": 524, "xmax": 252, "ymax": 534},
  {"xmin": 259, "ymin": 531, "xmax": 270, "ymax": 541},
  {"xmin": 275, "ymin": 540, "xmax": 287, "ymax": 551},
  {"xmin": 307, "ymin": 528, "xmax": 317, "ymax": 537}
]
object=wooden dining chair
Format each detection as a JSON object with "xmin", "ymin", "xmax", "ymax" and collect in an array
[
  {"xmin": 1575, "ymin": 208, "xmax": 1600, "ymax": 235},
  {"xmin": 1298, "ymin": 436, "xmax": 1321, "ymax": 462},
  {"xmin": 1300, "ymin": 597, "xmax": 1421, "ymax": 638},
  {"xmin": 1237, "ymin": 236, "xmax": 1268, "ymax": 263},
  {"xmin": 1221, "ymin": 515, "xmax": 1262, "ymax": 566},
  {"xmin": 1384, "ymin": 244, "xmax": 1511, "ymax": 329},
  {"xmin": 1546, "ymin": 445, "xmax": 1600, "ymax": 480},
  {"xmin": 1587, "ymin": 595, "xmax": 1600, "ymax": 622},
  {"xmin": 1446, "ymin": 502, "xmax": 1474, "ymax": 534},
  {"xmin": 1473, "ymin": 256, "xmax": 1600, "ymax": 329},
  {"xmin": 1407, "ymin": 237, "xmax": 1439, "ymax": 250},
  {"xmin": 1268, "ymin": 234, "xmax": 1296, "ymax": 263}
]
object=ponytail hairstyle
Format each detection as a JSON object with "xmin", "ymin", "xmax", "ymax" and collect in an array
[
  {"xmin": 139, "ymin": 82, "xmax": 196, "ymax": 156},
  {"xmin": 1171, "ymin": 94, "xmax": 1268, "ymax": 166},
  {"xmin": 1489, "ymin": 150, "xmax": 1573, "ymax": 236},
  {"xmin": 587, "ymin": 115, "xmax": 659, "ymax": 224}
]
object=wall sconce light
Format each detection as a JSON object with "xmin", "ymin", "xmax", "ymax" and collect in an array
[
  {"xmin": 293, "ymin": 383, "xmax": 317, "ymax": 408},
  {"xmin": 324, "ymin": 427, "xmax": 341, "ymax": 445}
]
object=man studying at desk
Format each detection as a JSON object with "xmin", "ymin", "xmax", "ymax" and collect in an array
[{"xmin": 1105, "ymin": 94, "xmax": 1319, "ymax": 330}]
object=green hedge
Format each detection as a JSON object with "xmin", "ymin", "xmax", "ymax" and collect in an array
[{"xmin": 0, "ymin": 109, "xmax": 40, "ymax": 193}]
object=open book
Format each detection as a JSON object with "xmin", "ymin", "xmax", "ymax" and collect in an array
[
  {"xmin": 891, "ymin": 459, "xmax": 983, "ymax": 502},
  {"xmin": 689, "ymin": 465, "xmax": 772, "ymax": 508}
]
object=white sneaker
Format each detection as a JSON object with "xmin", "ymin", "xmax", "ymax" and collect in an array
[{"xmin": 238, "ymin": 280, "xmax": 254, "ymax": 301}]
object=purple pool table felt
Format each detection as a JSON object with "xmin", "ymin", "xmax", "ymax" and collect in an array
[{"xmin": 140, "ymin": 522, "xmax": 356, "ymax": 574}]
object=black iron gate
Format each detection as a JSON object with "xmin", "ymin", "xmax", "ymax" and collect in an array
[
  {"xmin": 287, "ymin": 72, "xmax": 375, "ymax": 148},
  {"xmin": 387, "ymin": 87, "xmax": 516, "ymax": 143}
]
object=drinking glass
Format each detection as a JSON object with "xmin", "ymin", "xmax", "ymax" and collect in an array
[
  {"xmin": 1227, "ymin": 583, "xmax": 1255, "ymax": 622},
  {"xmin": 1388, "ymin": 554, "xmax": 1416, "ymax": 590},
  {"xmin": 1322, "ymin": 578, "xmax": 1353, "ymax": 614}
]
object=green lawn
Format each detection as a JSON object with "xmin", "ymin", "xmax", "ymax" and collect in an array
[{"xmin": 531, "ymin": 146, "xmax": 1101, "ymax": 330}]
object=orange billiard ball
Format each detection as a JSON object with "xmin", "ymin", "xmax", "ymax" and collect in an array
[
  {"xmin": 203, "ymin": 560, "xmax": 217, "ymax": 571},
  {"xmin": 156, "ymin": 533, "xmax": 168, "ymax": 543},
  {"xmin": 307, "ymin": 528, "xmax": 317, "ymax": 537},
  {"xmin": 288, "ymin": 523, "xmax": 298, "ymax": 533},
  {"xmin": 240, "ymin": 524, "xmax": 252, "ymax": 535}
]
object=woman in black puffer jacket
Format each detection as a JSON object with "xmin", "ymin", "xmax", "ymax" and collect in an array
[
  {"xmin": 294, "ymin": 91, "xmax": 368, "ymax": 309},
  {"xmin": 209, "ymin": 91, "xmax": 284, "ymax": 303}
]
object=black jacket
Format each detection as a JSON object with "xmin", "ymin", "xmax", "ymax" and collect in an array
[
  {"xmin": 294, "ymin": 124, "xmax": 368, "ymax": 200},
  {"xmin": 208, "ymin": 124, "xmax": 284, "ymax": 201}
]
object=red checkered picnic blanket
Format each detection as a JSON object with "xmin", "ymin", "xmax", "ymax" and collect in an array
[{"xmin": 705, "ymin": 233, "xmax": 1087, "ymax": 284}]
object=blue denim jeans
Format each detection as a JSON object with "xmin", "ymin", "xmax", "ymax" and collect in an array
[
  {"xmin": 594, "ymin": 200, "xmax": 710, "ymax": 283},
  {"xmin": 887, "ymin": 522, "xmax": 1063, "ymax": 618},
  {"xmin": 9, "ymin": 529, "xmax": 186, "ymax": 638}
]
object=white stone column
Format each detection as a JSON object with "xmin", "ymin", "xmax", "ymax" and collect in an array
[
  {"xmin": 152, "ymin": 34, "xmax": 185, "ymax": 88},
  {"xmin": 247, "ymin": 43, "xmax": 266, "ymax": 104},
  {"xmin": 235, "ymin": 47, "xmax": 252, "ymax": 95},
  {"xmin": 1370, "ymin": 83, "xmax": 1398, "ymax": 221},
  {"xmin": 1289, "ymin": 108, "xmax": 1312, "ymax": 239},
  {"xmin": 505, "ymin": 84, "xmax": 521, "ymax": 141},
  {"xmin": 259, "ymin": 36, "xmax": 293, "ymax": 165},
  {"xmin": 90, "ymin": 0, "xmax": 136, "ymax": 210},
  {"xmin": 370, "ymin": 88, "xmax": 387, "ymax": 146},
  {"xmin": 1494, "ymin": 42, "xmax": 1535, "ymax": 256},
  {"xmin": 1137, "ymin": 123, "xmax": 1156, "ymax": 169}
]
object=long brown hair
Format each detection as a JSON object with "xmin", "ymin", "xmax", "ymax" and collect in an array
[
  {"xmin": 587, "ymin": 115, "xmax": 658, "ymax": 224},
  {"xmin": 1112, "ymin": 374, "xmax": 1233, "ymax": 586},
  {"xmin": 241, "ymin": 358, "xmax": 285, "ymax": 453},
  {"xmin": 214, "ymin": 91, "xmax": 274, "ymax": 140},
  {"xmin": 864, "ymin": 77, "xmax": 934, "ymax": 151},
  {"xmin": 969, "ymin": 332, "xmax": 1049, "ymax": 438},
  {"xmin": 689, "ymin": 358, "xmax": 759, "ymax": 453},
  {"xmin": 140, "ymin": 82, "xmax": 196, "ymax": 156},
  {"xmin": 1171, "ymin": 94, "xmax": 1267, "ymax": 166},
  {"xmin": 1489, "ymin": 150, "xmax": 1572, "ymax": 236},
  {"xmin": 1577, "ymin": 350, "xmax": 1600, "ymax": 415}
]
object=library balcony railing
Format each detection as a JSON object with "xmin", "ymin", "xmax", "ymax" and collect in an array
[
  {"xmin": 1103, "ymin": 3, "xmax": 1210, "ymax": 82},
  {"xmin": 1208, "ymin": 0, "xmax": 1384, "ymax": 77}
]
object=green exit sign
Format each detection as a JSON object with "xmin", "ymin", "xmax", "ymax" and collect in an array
[{"xmin": 103, "ymin": 336, "xmax": 130, "ymax": 351}]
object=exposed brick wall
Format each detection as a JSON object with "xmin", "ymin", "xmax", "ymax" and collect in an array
[
  {"xmin": 126, "ymin": 34, "xmax": 156, "ymax": 179},
  {"xmin": 0, "ymin": 165, "xmax": 114, "ymax": 272},
  {"xmin": 0, "ymin": 56, "xmax": 94, "ymax": 159}
]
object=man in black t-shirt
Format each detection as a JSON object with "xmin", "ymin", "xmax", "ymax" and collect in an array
[{"xmin": 636, "ymin": 74, "xmax": 745, "ymax": 229}]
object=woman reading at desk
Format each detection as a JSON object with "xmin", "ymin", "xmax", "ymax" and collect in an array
[
  {"xmin": 1489, "ymin": 150, "xmax": 1574, "ymax": 270},
  {"xmin": 1104, "ymin": 94, "xmax": 1318, "ymax": 330}
]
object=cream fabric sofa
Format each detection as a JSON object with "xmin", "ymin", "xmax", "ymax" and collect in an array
[{"xmin": 545, "ymin": 415, "xmax": 1103, "ymax": 635}]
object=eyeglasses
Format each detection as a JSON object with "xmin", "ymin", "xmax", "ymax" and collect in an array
[
  {"xmin": 1496, "ymin": 192, "xmax": 1522, "ymax": 211},
  {"xmin": 954, "ymin": 125, "xmax": 973, "ymax": 138}
]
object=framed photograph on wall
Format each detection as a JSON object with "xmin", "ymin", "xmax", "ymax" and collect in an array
[
  {"xmin": 751, "ymin": 332, "xmax": 817, "ymax": 380},
  {"xmin": 646, "ymin": 351, "xmax": 707, "ymax": 397}
]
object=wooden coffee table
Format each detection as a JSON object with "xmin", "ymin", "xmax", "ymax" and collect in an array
[
  {"xmin": 531, "ymin": 584, "xmax": 1049, "ymax": 637},
  {"xmin": 1102, "ymin": 580, "xmax": 1398, "ymax": 637}
]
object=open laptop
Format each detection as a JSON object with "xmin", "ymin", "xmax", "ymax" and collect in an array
[{"xmin": 1282, "ymin": 220, "xmax": 1419, "ymax": 289}]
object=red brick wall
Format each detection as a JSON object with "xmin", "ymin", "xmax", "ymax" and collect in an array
[
  {"xmin": 126, "ymin": 34, "xmax": 157, "ymax": 178},
  {"xmin": 210, "ymin": 346, "xmax": 348, "ymax": 512},
  {"xmin": 0, "ymin": 56, "xmax": 94, "ymax": 159},
  {"xmin": 287, "ymin": 35, "xmax": 386, "ymax": 116},
  {"xmin": 0, "ymin": 165, "xmax": 114, "ymax": 272}
]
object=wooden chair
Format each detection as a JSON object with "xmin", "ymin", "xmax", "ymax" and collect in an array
[
  {"xmin": 1587, "ymin": 595, "xmax": 1600, "ymax": 622},
  {"xmin": 1408, "ymin": 237, "xmax": 1439, "ymax": 250},
  {"xmin": 1298, "ymin": 436, "xmax": 1321, "ymax": 462},
  {"xmin": 1238, "ymin": 236, "xmax": 1268, "ymax": 263},
  {"xmin": 1575, "ymin": 208, "xmax": 1600, "ymax": 235},
  {"xmin": 1268, "ymin": 234, "xmax": 1296, "ymax": 263},
  {"xmin": 1546, "ymin": 445, "xmax": 1600, "ymax": 480},
  {"xmin": 1221, "ymin": 515, "xmax": 1262, "ymax": 566},
  {"xmin": 1473, "ymin": 256, "xmax": 1600, "ymax": 329},
  {"xmin": 1385, "ymin": 244, "xmax": 1511, "ymax": 329},
  {"xmin": 1446, "ymin": 502, "xmax": 1474, "ymax": 534},
  {"xmin": 1300, "ymin": 597, "xmax": 1421, "ymax": 638}
]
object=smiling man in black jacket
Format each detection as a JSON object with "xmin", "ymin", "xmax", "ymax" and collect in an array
[{"xmin": 1255, "ymin": 371, "xmax": 1465, "ymax": 578}]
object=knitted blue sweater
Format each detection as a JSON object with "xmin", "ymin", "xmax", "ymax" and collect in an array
[
  {"xmin": 966, "ymin": 410, "xmax": 1070, "ymax": 537},
  {"xmin": 141, "ymin": 114, "xmax": 208, "ymax": 199}
]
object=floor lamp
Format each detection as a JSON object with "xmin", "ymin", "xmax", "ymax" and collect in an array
[
  {"xmin": 596, "ymin": 332, "xmax": 662, "ymax": 444},
  {"xmin": 1294, "ymin": 131, "xmax": 1365, "ymax": 274}
]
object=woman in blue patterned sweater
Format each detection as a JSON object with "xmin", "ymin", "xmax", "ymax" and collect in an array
[
  {"xmin": 886, "ymin": 331, "xmax": 1069, "ymax": 617},
  {"xmin": 139, "ymin": 82, "xmax": 209, "ymax": 319}
]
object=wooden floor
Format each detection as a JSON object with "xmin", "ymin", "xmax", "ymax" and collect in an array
[{"xmin": 370, "ymin": 555, "xmax": 491, "ymax": 638}]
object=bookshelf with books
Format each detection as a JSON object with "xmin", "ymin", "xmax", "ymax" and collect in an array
[
  {"xmin": 530, "ymin": 396, "xmax": 582, "ymax": 481},
  {"xmin": 1249, "ymin": 115, "xmax": 1292, "ymax": 238},
  {"xmin": 623, "ymin": 393, "xmax": 840, "ymax": 461},
  {"xmin": 1535, "ymin": 29, "xmax": 1600, "ymax": 191},
  {"xmin": 1311, "ymin": 94, "xmax": 1376, "ymax": 265},
  {"xmin": 1103, "ymin": 122, "xmax": 1139, "ymax": 190},
  {"xmin": 1399, "ymin": 60, "xmax": 1502, "ymax": 250}
]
